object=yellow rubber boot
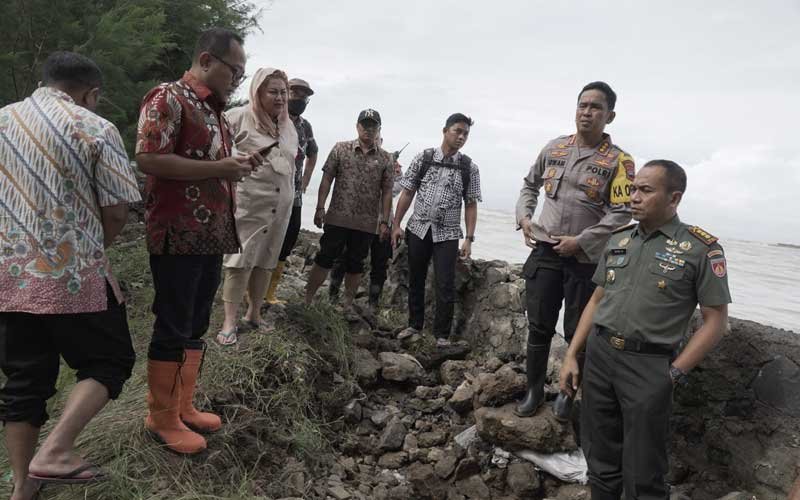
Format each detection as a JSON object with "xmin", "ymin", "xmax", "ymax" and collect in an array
[{"xmin": 264, "ymin": 261, "xmax": 286, "ymax": 305}]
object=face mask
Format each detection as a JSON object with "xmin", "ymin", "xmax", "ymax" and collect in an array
[{"xmin": 288, "ymin": 99, "xmax": 308, "ymax": 116}]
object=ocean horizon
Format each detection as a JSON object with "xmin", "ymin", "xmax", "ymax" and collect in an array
[{"xmin": 300, "ymin": 194, "xmax": 799, "ymax": 334}]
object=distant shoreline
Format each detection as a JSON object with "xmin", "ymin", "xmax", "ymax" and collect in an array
[{"xmin": 775, "ymin": 242, "xmax": 800, "ymax": 250}]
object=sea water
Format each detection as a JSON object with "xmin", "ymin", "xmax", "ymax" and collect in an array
[{"xmin": 301, "ymin": 195, "xmax": 799, "ymax": 333}]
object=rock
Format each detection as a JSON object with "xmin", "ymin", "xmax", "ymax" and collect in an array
[
  {"xmin": 435, "ymin": 451, "xmax": 459, "ymax": 479},
  {"xmin": 407, "ymin": 462, "xmax": 448, "ymax": 499},
  {"xmin": 752, "ymin": 356, "xmax": 800, "ymax": 416},
  {"xmin": 418, "ymin": 430, "xmax": 447, "ymax": 448},
  {"xmin": 456, "ymin": 475, "xmax": 491, "ymax": 499},
  {"xmin": 475, "ymin": 404, "xmax": 576, "ymax": 453},
  {"xmin": 415, "ymin": 385, "xmax": 441, "ymax": 399},
  {"xmin": 491, "ymin": 282, "xmax": 523, "ymax": 310},
  {"xmin": 388, "ymin": 484, "xmax": 413, "ymax": 500},
  {"xmin": 426, "ymin": 447, "xmax": 444, "ymax": 463},
  {"xmin": 449, "ymin": 381, "xmax": 475, "ymax": 414},
  {"xmin": 440, "ymin": 360, "xmax": 477, "ymax": 386},
  {"xmin": 328, "ymin": 485, "xmax": 352, "ymax": 500},
  {"xmin": 372, "ymin": 484, "xmax": 389, "ymax": 500},
  {"xmin": 377, "ymin": 451, "xmax": 407, "ymax": 469},
  {"xmin": 343, "ymin": 399, "xmax": 362, "ymax": 423},
  {"xmin": 506, "ymin": 462, "xmax": 541, "ymax": 497},
  {"xmin": 353, "ymin": 348, "xmax": 381, "ymax": 387},
  {"xmin": 484, "ymin": 356, "xmax": 504, "ymax": 372},
  {"xmin": 454, "ymin": 457, "xmax": 481, "ymax": 480},
  {"xmin": 555, "ymin": 484, "xmax": 591, "ymax": 500},
  {"xmin": 474, "ymin": 365, "xmax": 526, "ymax": 407},
  {"xmin": 379, "ymin": 352, "xmax": 424, "ymax": 383},
  {"xmin": 402, "ymin": 433, "xmax": 419, "ymax": 452},
  {"xmin": 416, "ymin": 343, "xmax": 471, "ymax": 369},
  {"xmin": 484, "ymin": 266, "xmax": 509, "ymax": 286},
  {"xmin": 378, "ymin": 418, "xmax": 407, "ymax": 451}
]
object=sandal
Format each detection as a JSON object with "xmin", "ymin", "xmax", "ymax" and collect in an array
[
  {"xmin": 29, "ymin": 462, "xmax": 106, "ymax": 484},
  {"xmin": 216, "ymin": 327, "xmax": 238, "ymax": 346}
]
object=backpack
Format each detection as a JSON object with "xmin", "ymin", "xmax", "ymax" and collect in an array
[{"xmin": 416, "ymin": 148, "xmax": 472, "ymax": 201}]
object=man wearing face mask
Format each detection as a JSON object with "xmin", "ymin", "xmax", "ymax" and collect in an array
[{"xmin": 265, "ymin": 78, "xmax": 319, "ymax": 304}]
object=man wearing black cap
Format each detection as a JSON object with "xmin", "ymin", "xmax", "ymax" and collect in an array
[
  {"xmin": 304, "ymin": 109, "xmax": 394, "ymax": 312},
  {"xmin": 265, "ymin": 77, "xmax": 319, "ymax": 304}
]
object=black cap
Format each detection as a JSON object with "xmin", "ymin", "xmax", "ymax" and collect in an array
[{"xmin": 357, "ymin": 108, "xmax": 381, "ymax": 125}]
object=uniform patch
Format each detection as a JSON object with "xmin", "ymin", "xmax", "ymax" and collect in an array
[
  {"xmin": 550, "ymin": 150, "xmax": 568, "ymax": 158},
  {"xmin": 545, "ymin": 167, "xmax": 557, "ymax": 179},
  {"xmin": 666, "ymin": 239, "xmax": 678, "ymax": 247},
  {"xmin": 585, "ymin": 164, "xmax": 612, "ymax": 178},
  {"xmin": 606, "ymin": 269, "xmax": 616, "ymax": 284},
  {"xmin": 594, "ymin": 157, "xmax": 611, "ymax": 166},
  {"xmin": 547, "ymin": 158, "xmax": 566, "ymax": 167},
  {"xmin": 544, "ymin": 180, "xmax": 554, "ymax": 193},
  {"xmin": 707, "ymin": 249, "xmax": 724, "ymax": 258},
  {"xmin": 710, "ymin": 257, "xmax": 727, "ymax": 277},
  {"xmin": 584, "ymin": 188, "xmax": 601, "ymax": 201},
  {"xmin": 618, "ymin": 237, "xmax": 630, "ymax": 247},
  {"xmin": 688, "ymin": 226, "xmax": 719, "ymax": 245},
  {"xmin": 679, "ymin": 241, "xmax": 692, "ymax": 251},
  {"xmin": 597, "ymin": 140, "xmax": 611, "ymax": 156},
  {"xmin": 619, "ymin": 152, "xmax": 635, "ymax": 181},
  {"xmin": 586, "ymin": 177, "xmax": 601, "ymax": 187},
  {"xmin": 610, "ymin": 248, "xmax": 626, "ymax": 255},
  {"xmin": 657, "ymin": 279, "xmax": 667, "ymax": 289},
  {"xmin": 659, "ymin": 262, "xmax": 677, "ymax": 273},
  {"xmin": 610, "ymin": 157, "xmax": 633, "ymax": 204}
]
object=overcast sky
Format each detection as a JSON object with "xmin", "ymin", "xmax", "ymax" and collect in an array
[{"xmin": 242, "ymin": 0, "xmax": 800, "ymax": 244}]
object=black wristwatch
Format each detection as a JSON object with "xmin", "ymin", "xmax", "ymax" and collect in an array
[
  {"xmin": 465, "ymin": 235, "xmax": 475, "ymax": 242},
  {"xmin": 669, "ymin": 365, "xmax": 688, "ymax": 385}
]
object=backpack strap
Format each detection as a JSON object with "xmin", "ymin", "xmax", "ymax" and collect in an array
[
  {"xmin": 415, "ymin": 148, "xmax": 435, "ymax": 189},
  {"xmin": 459, "ymin": 154, "xmax": 472, "ymax": 201}
]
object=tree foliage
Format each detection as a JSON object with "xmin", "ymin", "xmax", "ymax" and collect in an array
[{"xmin": 0, "ymin": 0, "xmax": 262, "ymax": 151}]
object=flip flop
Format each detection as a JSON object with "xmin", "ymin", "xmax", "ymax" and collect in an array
[
  {"xmin": 29, "ymin": 463, "xmax": 107, "ymax": 484},
  {"xmin": 216, "ymin": 327, "xmax": 238, "ymax": 346}
]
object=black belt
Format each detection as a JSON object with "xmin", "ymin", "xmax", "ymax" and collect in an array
[{"xmin": 597, "ymin": 326, "xmax": 674, "ymax": 356}]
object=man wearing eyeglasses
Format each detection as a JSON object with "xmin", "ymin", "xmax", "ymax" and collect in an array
[
  {"xmin": 135, "ymin": 28, "xmax": 261, "ymax": 454},
  {"xmin": 304, "ymin": 109, "xmax": 394, "ymax": 314},
  {"xmin": 265, "ymin": 78, "xmax": 319, "ymax": 305}
]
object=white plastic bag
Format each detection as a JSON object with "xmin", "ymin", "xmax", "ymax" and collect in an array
[{"xmin": 515, "ymin": 448, "xmax": 588, "ymax": 484}]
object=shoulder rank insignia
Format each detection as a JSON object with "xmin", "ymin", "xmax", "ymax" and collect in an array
[
  {"xmin": 688, "ymin": 226, "xmax": 718, "ymax": 246},
  {"xmin": 612, "ymin": 223, "xmax": 636, "ymax": 234}
]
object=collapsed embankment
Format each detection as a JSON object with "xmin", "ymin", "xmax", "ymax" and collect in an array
[{"xmin": 1, "ymin": 223, "xmax": 797, "ymax": 500}]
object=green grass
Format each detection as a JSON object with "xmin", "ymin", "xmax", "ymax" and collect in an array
[{"xmin": 0, "ymin": 237, "xmax": 357, "ymax": 499}]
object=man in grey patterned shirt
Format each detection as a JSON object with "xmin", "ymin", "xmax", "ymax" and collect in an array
[{"xmin": 392, "ymin": 113, "xmax": 482, "ymax": 347}]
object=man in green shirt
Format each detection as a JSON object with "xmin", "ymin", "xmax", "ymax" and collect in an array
[{"xmin": 559, "ymin": 159, "xmax": 731, "ymax": 500}]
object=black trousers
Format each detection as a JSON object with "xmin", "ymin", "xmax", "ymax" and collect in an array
[
  {"xmin": 148, "ymin": 254, "xmax": 222, "ymax": 361},
  {"xmin": 0, "ymin": 284, "xmax": 135, "ymax": 427},
  {"xmin": 581, "ymin": 330, "xmax": 673, "ymax": 500},
  {"xmin": 331, "ymin": 234, "xmax": 393, "ymax": 286},
  {"xmin": 522, "ymin": 243, "xmax": 596, "ymax": 345},
  {"xmin": 407, "ymin": 229, "xmax": 458, "ymax": 339},
  {"xmin": 278, "ymin": 204, "xmax": 302, "ymax": 261}
]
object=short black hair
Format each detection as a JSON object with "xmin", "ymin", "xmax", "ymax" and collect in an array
[
  {"xmin": 41, "ymin": 51, "xmax": 102, "ymax": 90},
  {"xmin": 445, "ymin": 113, "xmax": 474, "ymax": 129},
  {"xmin": 193, "ymin": 28, "xmax": 244, "ymax": 61},
  {"xmin": 643, "ymin": 159, "xmax": 687, "ymax": 194},
  {"xmin": 579, "ymin": 81, "xmax": 617, "ymax": 111}
]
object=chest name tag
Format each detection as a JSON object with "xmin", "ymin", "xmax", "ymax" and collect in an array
[
  {"xmin": 655, "ymin": 252, "xmax": 685, "ymax": 267},
  {"xmin": 610, "ymin": 248, "xmax": 626, "ymax": 255}
]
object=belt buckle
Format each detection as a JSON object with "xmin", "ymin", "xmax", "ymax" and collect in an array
[{"xmin": 610, "ymin": 335, "xmax": 625, "ymax": 350}]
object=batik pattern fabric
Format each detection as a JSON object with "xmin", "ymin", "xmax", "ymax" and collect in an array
[
  {"xmin": 400, "ymin": 147, "xmax": 482, "ymax": 243},
  {"xmin": 0, "ymin": 87, "xmax": 141, "ymax": 314},
  {"xmin": 136, "ymin": 72, "xmax": 239, "ymax": 255}
]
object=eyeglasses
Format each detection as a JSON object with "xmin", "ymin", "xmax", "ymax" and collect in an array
[
  {"xmin": 265, "ymin": 89, "xmax": 288, "ymax": 98},
  {"xmin": 209, "ymin": 53, "xmax": 245, "ymax": 86}
]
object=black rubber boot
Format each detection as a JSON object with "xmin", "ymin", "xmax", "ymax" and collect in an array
[
  {"xmin": 368, "ymin": 282, "xmax": 383, "ymax": 308},
  {"xmin": 515, "ymin": 340, "xmax": 551, "ymax": 417},
  {"xmin": 553, "ymin": 350, "xmax": 585, "ymax": 422}
]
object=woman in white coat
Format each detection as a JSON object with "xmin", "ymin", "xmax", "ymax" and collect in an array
[{"xmin": 218, "ymin": 68, "xmax": 298, "ymax": 345}]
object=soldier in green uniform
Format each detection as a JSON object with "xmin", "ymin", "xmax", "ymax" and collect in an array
[{"xmin": 559, "ymin": 159, "xmax": 731, "ymax": 500}]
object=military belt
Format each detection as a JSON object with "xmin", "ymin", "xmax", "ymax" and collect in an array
[{"xmin": 597, "ymin": 326, "xmax": 673, "ymax": 356}]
